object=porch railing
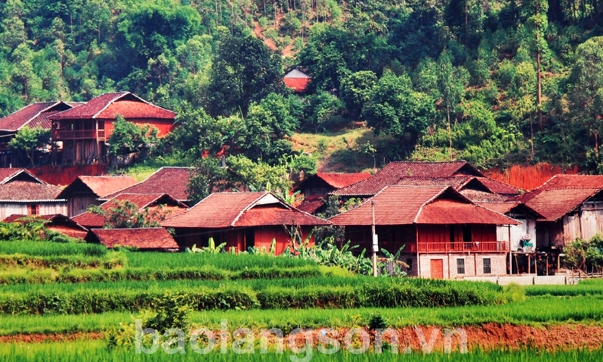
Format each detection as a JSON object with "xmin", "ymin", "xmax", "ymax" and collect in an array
[
  {"xmin": 411, "ymin": 241, "xmax": 508, "ymax": 253},
  {"xmin": 53, "ymin": 130, "xmax": 105, "ymax": 140}
]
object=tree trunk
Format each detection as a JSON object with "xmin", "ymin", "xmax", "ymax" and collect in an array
[
  {"xmin": 447, "ymin": 104, "xmax": 453, "ymax": 160},
  {"xmin": 530, "ymin": 113, "xmax": 535, "ymax": 159},
  {"xmin": 536, "ymin": 1, "xmax": 543, "ymax": 130}
]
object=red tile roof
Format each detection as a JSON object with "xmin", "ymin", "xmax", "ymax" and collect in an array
[
  {"xmin": 0, "ymin": 102, "xmax": 57, "ymax": 131},
  {"xmin": 4, "ymin": 214, "xmax": 86, "ymax": 229},
  {"xmin": 49, "ymin": 92, "xmax": 176, "ymax": 120},
  {"xmin": 72, "ymin": 193, "xmax": 187, "ymax": 228},
  {"xmin": 333, "ymin": 161, "xmax": 483, "ymax": 196},
  {"xmin": 57, "ymin": 175, "xmax": 138, "ymax": 198},
  {"xmin": 314, "ymin": 172, "xmax": 372, "ymax": 189},
  {"xmin": 0, "ymin": 169, "xmax": 24, "ymax": 184},
  {"xmin": 459, "ymin": 189, "xmax": 508, "ymax": 203},
  {"xmin": 516, "ymin": 174, "xmax": 603, "ymax": 220},
  {"xmin": 162, "ymin": 192, "xmax": 330, "ymax": 228},
  {"xmin": 0, "ymin": 169, "xmax": 62, "ymax": 201},
  {"xmin": 330, "ymin": 186, "xmax": 517, "ymax": 226},
  {"xmin": 0, "ymin": 181, "xmax": 63, "ymax": 201},
  {"xmin": 89, "ymin": 228, "xmax": 179, "ymax": 250},
  {"xmin": 540, "ymin": 174, "xmax": 603, "ymax": 190},
  {"xmin": 476, "ymin": 177, "xmax": 520, "ymax": 195},
  {"xmin": 101, "ymin": 167, "xmax": 192, "ymax": 201},
  {"xmin": 524, "ymin": 188, "xmax": 601, "ymax": 221},
  {"xmin": 477, "ymin": 202, "xmax": 545, "ymax": 219},
  {"xmin": 297, "ymin": 199, "xmax": 325, "ymax": 214}
]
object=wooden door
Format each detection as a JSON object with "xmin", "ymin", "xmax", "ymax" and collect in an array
[{"xmin": 430, "ymin": 259, "xmax": 444, "ymax": 279}]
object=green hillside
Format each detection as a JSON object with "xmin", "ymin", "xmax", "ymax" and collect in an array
[{"xmin": 1, "ymin": 0, "xmax": 603, "ymax": 173}]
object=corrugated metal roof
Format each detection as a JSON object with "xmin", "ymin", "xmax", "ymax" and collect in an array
[{"xmin": 314, "ymin": 172, "xmax": 372, "ymax": 189}]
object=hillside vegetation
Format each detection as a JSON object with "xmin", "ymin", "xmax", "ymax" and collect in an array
[{"xmin": 2, "ymin": 1, "xmax": 603, "ymax": 173}]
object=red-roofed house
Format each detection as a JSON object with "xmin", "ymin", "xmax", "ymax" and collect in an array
[
  {"xmin": 284, "ymin": 69, "xmax": 311, "ymax": 93},
  {"xmin": 57, "ymin": 175, "xmax": 138, "ymax": 216},
  {"xmin": 330, "ymin": 185, "xmax": 518, "ymax": 279},
  {"xmin": 49, "ymin": 92, "xmax": 176, "ymax": 165},
  {"xmin": 519, "ymin": 174, "xmax": 603, "ymax": 248},
  {"xmin": 0, "ymin": 168, "xmax": 66, "ymax": 219},
  {"xmin": 295, "ymin": 172, "xmax": 372, "ymax": 214},
  {"xmin": 333, "ymin": 161, "xmax": 484, "ymax": 198},
  {"xmin": 100, "ymin": 167, "xmax": 192, "ymax": 203},
  {"xmin": 72, "ymin": 193, "xmax": 187, "ymax": 229},
  {"xmin": 162, "ymin": 192, "xmax": 330, "ymax": 254},
  {"xmin": 86, "ymin": 228, "xmax": 179, "ymax": 251},
  {"xmin": 4, "ymin": 214, "xmax": 88, "ymax": 239},
  {"xmin": 0, "ymin": 101, "xmax": 81, "ymax": 167}
]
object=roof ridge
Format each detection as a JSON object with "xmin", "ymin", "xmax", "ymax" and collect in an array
[
  {"xmin": 91, "ymin": 92, "xmax": 131, "ymax": 119},
  {"xmin": 413, "ymin": 186, "xmax": 452, "ymax": 223},
  {"xmin": 17, "ymin": 101, "xmax": 61, "ymax": 131},
  {"xmin": 231, "ymin": 192, "xmax": 273, "ymax": 227}
]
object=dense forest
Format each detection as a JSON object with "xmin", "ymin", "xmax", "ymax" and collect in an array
[{"xmin": 1, "ymin": 0, "xmax": 603, "ymax": 172}]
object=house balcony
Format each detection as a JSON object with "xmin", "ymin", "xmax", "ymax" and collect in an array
[
  {"xmin": 54, "ymin": 130, "xmax": 106, "ymax": 141},
  {"xmin": 406, "ymin": 241, "xmax": 509, "ymax": 254}
]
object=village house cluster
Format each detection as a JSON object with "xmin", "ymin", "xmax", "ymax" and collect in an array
[{"xmin": 1, "ymin": 92, "xmax": 602, "ymax": 280}]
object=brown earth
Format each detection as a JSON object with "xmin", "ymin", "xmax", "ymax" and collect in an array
[
  {"xmin": 2, "ymin": 324, "xmax": 603, "ymax": 352},
  {"xmin": 0, "ymin": 332, "xmax": 103, "ymax": 344},
  {"xmin": 289, "ymin": 323, "xmax": 603, "ymax": 353}
]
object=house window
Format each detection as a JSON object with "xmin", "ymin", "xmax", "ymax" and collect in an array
[
  {"xmin": 483, "ymin": 258, "xmax": 492, "ymax": 274},
  {"xmin": 28, "ymin": 204, "xmax": 39, "ymax": 215},
  {"xmin": 457, "ymin": 258, "xmax": 465, "ymax": 274}
]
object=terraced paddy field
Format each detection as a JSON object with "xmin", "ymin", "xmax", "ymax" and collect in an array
[{"xmin": 1, "ymin": 241, "xmax": 602, "ymax": 360}]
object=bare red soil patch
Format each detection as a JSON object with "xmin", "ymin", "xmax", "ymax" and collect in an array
[{"xmin": 0, "ymin": 332, "xmax": 103, "ymax": 344}]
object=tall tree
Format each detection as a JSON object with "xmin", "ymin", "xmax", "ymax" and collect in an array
[
  {"xmin": 205, "ymin": 28, "xmax": 285, "ymax": 117},
  {"xmin": 568, "ymin": 37, "xmax": 603, "ymax": 164}
]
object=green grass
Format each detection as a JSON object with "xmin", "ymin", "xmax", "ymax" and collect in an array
[
  {"xmin": 525, "ymin": 282, "xmax": 603, "ymax": 297},
  {"xmin": 1, "ymin": 340, "xmax": 602, "ymax": 361},
  {"xmin": 125, "ymin": 252, "xmax": 319, "ymax": 270},
  {"xmin": 2, "ymin": 295, "xmax": 603, "ymax": 336},
  {"xmin": 0, "ymin": 241, "xmax": 108, "ymax": 257}
]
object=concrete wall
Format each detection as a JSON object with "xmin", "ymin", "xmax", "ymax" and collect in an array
[
  {"xmin": 466, "ymin": 275, "xmax": 567, "ymax": 285},
  {"xmin": 417, "ymin": 253, "xmax": 507, "ymax": 279}
]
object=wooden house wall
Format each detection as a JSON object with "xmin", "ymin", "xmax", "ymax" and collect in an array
[
  {"xmin": 171, "ymin": 226, "xmax": 314, "ymax": 255},
  {"xmin": 0, "ymin": 204, "xmax": 28, "ymax": 220},
  {"xmin": 39, "ymin": 203, "xmax": 68, "ymax": 216},
  {"xmin": 62, "ymin": 139, "xmax": 103, "ymax": 165},
  {"xmin": 0, "ymin": 202, "xmax": 67, "ymax": 220},
  {"xmin": 472, "ymin": 225, "xmax": 497, "ymax": 241},
  {"xmin": 536, "ymin": 221, "xmax": 565, "ymax": 247},
  {"xmin": 104, "ymin": 118, "xmax": 174, "ymax": 139},
  {"xmin": 579, "ymin": 208, "xmax": 603, "ymax": 241},
  {"xmin": 68, "ymin": 195, "xmax": 99, "ymax": 217},
  {"xmin": 345, "ymin": 225, "xmax": 416, "ymax": 254}
]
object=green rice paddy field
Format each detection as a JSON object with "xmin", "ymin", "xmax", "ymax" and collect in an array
[{"xmin": 0, "ymin": 241, "xmax": 602, "ymax": 360}]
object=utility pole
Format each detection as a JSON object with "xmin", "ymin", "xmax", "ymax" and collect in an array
[{"xmin": 371, "ymin": 201, "xmax": 378, "ymax": 277}]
